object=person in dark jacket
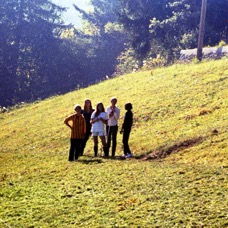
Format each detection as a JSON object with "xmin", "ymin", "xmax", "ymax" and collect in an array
[
  {"xmin": 120, "ymin": 103, "xmax": 133, "ymax": 158},
  {"xmin": 80, "ymin": 99, "xmax": 94, "ymax": 156}
]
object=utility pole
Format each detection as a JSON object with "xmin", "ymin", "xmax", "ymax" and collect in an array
[{"xmin": 197, "ymin": 0, "xmax": 207, "ymax": 61}]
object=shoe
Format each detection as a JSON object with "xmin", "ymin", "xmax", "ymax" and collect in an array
[{"xmin": 126, "ymin": 154, "xmax": 132, "ymax": 158}]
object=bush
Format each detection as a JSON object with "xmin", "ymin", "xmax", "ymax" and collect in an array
[
  {"xmin": 141, "ymin": 55, "xmax": 167, "ymax": 70},
  {"xmin": 218, "ymin": 40, "xmax": 227, "ymax": 47}
]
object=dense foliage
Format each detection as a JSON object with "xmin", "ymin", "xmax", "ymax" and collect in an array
[
  {"xmin": 0, "ymin": 0, "xmax": 227, "ymax": 106},
  {"xmin": 117, "ymin": 0, "xmax": 227, "ymax": 69},
  {"xmin": 0, "ymin": 0, "xmax": 67, "ymax": 105}
]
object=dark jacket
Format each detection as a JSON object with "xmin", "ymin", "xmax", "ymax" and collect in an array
[{"xmin": 122, "ymin": 110, "xmax": 133, "ymax": 130}]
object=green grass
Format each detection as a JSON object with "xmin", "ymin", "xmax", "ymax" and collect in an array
[{"xmin": 0, "ymin": 58, "xmax": 227, "ymax": 227}]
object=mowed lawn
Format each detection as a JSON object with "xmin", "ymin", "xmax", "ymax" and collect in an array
[{"xmin": 0, "ymin": 58, "xmax": 227, "ymax": 227}]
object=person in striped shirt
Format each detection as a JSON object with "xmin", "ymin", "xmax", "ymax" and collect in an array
[{"xmin": 64, "ymin": 104, "xmax": 86, "ymax": 161}]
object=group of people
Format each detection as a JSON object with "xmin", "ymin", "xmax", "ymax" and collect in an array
[{"xmin": 64, "ymin": 98, "xmax": 133, "ymax": 162}]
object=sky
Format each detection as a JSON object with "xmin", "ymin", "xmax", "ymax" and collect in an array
[{"xmin": 52, "ymin": 0, "xmax": 90, "ymax": 27}]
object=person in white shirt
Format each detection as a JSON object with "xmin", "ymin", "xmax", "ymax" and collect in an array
[
  {"xmin": 106, "ymin": 97, "xmax": 120, "ymax": 157},
  {"xmin": 91, "ymin": 102, "xmax": 108, "ymax": 157}
]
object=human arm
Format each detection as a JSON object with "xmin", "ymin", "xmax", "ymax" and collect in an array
[
  {"xmin": 83, "ymin": 118, "xmax": 86, "ymax": 136},
  {"xmin": 107, "ymin": 107, "xmax": 120, "ymax": 121},
  {"xmin": 113, "ymin": 107, "xmax": 120, "ymax": 121},
  {"xmin": 90, "ymin": 117, "xmax": 100, "ymax": 124},
  {"xmin": 99, "ymin": 117, "xmax": 108, "ymax": 125},
  {"xmin": 64, "ymin": 116, "xmax": 73, "ymax": 130},
  {"xmin": 99, "ymin": 112, "xmax": 108, "ymax": 125},
  {"xmin": 90, "ymin": 111, "xmax": 100, "ymax": 124}
]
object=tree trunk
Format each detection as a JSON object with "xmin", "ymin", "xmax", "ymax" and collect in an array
[{"xmin": 197, "ymin": 0, "xmax": 207, "ymax": 61}]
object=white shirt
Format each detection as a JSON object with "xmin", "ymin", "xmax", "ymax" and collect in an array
[
  {"xmin": 91, "ymin": 111, "xmax": 108, "ymax": 132},
  {"xmin": 106, "ymin": 106, "xmax": 120, "ymax": 126}
]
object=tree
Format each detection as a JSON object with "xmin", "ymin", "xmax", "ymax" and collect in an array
[
  {"xmin": 118, "ymin": 0, "xmax": 227, "ymax": 66},
  {"xmin": 0, "ymin": 0, "xmax": 67, "ymax": 106},
  {"xmin": 205, "ymin": 0, "xmax": 228, "ymax": 45},
  {"xmin": 118, "ymin": 0, "xmax": 168, "ymax": 62},
  {"xmin": 149, "ymin": 0, "xmax": 200, "ymax": 59},
  {"xmin": 73, "ymin": 0, "xmax": 127, "ymax": 79}
]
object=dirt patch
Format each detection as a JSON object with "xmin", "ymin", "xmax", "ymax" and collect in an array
[
  {"xmin": 199, "ymin": 109, "xmax": 212, "ymax": 116},
  {"xmin": 182, "ymin": 106, "xmax": 220, "ymax": 121},
  {"xmin": 137, "ymin": 136, "xmax": 205, "ymax": 161}
]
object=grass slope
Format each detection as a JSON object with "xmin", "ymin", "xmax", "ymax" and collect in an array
[{"xmin": 0, "ymin": 58, "xmax": 227, "ymax": 227}]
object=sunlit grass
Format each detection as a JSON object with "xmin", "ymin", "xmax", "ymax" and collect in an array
[{"xmin": 0, "ymin": 58, "xmax": 227, "ymax": 227}]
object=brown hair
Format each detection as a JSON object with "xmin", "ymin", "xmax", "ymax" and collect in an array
[
  {"xmin": 83, "ymin": 99, "xmax": 93, "ymax": 112},
  {"xmin": 95, "ymin": 102, "xmax": 105, "ymax": 117}
]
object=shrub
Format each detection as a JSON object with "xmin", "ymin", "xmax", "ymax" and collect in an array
[
  {"xmin": 218, "ymin": 40, "xmax": 227, "ymax": 47},
  {"xmin": 141, "ymin": 55, "xmax": 167, "ymax": 70}
]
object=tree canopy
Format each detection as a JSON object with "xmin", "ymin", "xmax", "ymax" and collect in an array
[{"xmin": 0, "ymin": 0, "xmax": 227, "ymax": 106}]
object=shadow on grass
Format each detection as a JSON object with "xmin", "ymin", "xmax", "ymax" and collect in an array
[
  {"xmin": 78, "ymin": 155, "xmax": 128, "ymax": 163},
  {"xmin": 77, "ymin": 136, "xmax": 207, "ymax": 163},
  {"xmin": 78, "ymin": 158, "xmax": 104, "ymax": 164},
  {"xmin": 136, "ymin": 136, "xmax": 206, "ymax": 161}
]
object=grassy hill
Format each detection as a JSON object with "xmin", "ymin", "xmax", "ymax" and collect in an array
[{"xmin": 0, "ymin": 58, "xmax": 227, "ymax": 227}]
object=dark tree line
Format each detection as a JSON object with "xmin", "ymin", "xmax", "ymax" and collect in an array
[
  {"xmin": 0, "ymin": 0, "xmax": 69, "ymax": 105},
  {"xmin": 0, "ymin": 0, "xmax": 227, "ymax": 106}
]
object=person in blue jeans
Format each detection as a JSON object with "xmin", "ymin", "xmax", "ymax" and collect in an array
[{"xmin": 120, "ymin": 103, "xmax": 133, "ymax": 158}]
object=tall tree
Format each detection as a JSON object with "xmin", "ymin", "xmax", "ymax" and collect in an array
[
  {"xmin": 0, "ymin": 0, "xmax": 66, "ymax": 105},
  {"xmin": 118, "ymin": 0, "xmax": 169, "ymax": 62},
  {"xmin": 149, "ymin": 0, "xmax": 200, "ymax": 56},
  {"xmin": 205, "ymin": 0, "xmax": 228, "ymax": 45},
  {"xmin": 73, "ymin": 0, "xmax": 127, "ymax": 79}
]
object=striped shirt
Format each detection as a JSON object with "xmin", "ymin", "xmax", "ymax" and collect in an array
[{"xmin": 64, "ymin": 114, "xmax": 86, "ymax": 139}]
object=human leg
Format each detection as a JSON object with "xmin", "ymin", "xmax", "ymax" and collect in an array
[
  {"xmin": 111, "ymin": 125, "xmax": 118, "ymax": 157},
  {"xmin": 123, "ymin": 130, "xmax": 131, "ymax": 155},
  {"xmin": 100, "ymin": 135, "xmax": 108, "ymax": 157},
  {"xmin": 69, "ymin": 139, "xmax": 76, "ymax": 161},
  {"xmin": 93, "ymin": 136, "xmax": 98, "ymax": 157},
  {"xmin": 80, "ymin": 126, "xmax": 91, "ymax": 155},
  {"xmin": 106, "ymin": 126, "xmax": 111, "ymax": 156},
  {"xmin": 75, "ymin": 139, "xmax": 82, "ymax": 160}
]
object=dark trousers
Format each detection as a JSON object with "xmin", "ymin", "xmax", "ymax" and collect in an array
[
  {"xmin": 80, "ymin": 125, "xmax": 91, "ymax": 155},
  {"xmin": 106, "ymin": 125, "xmax": 118, "ymax": 156},
  {"xmin": 123, "ymin": 129, "xmax": 131, "ymax": 155},
  {"xmin": 69, "ymin": 138, "xmax": 82, "ymax": 161}
]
